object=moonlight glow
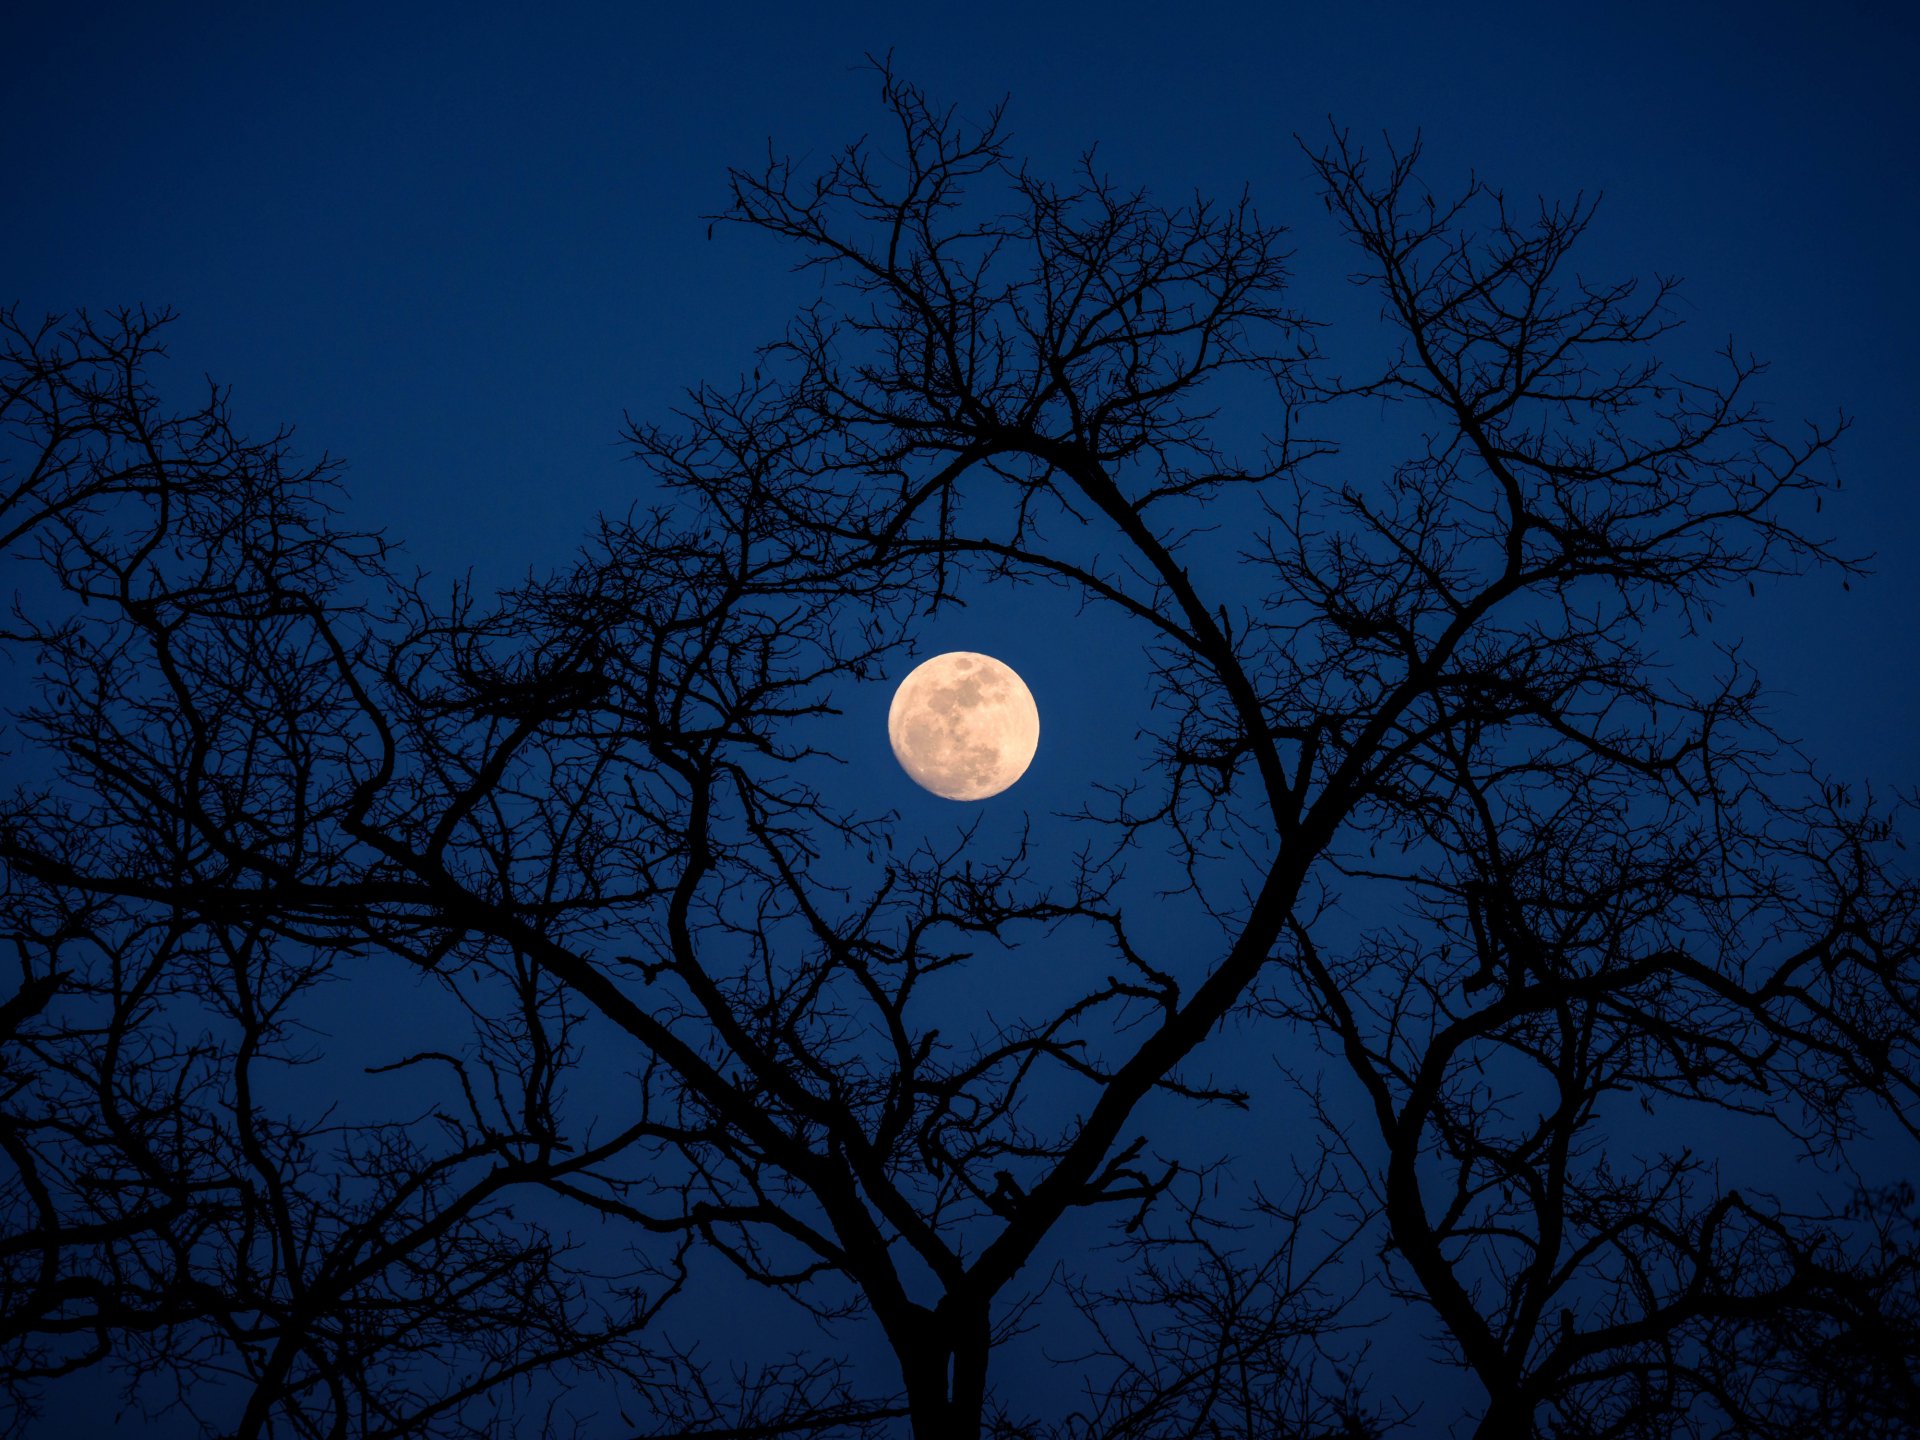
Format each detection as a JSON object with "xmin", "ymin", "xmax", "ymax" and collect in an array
[{"xmin": 886, "ymin": 652, "xmax": 1040, "ymax": 801}]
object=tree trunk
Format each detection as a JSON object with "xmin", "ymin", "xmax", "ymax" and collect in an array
[
  {"xmin": 1472, "ymin": 1390, "xmax": 1536, "ymax": 1440},
  {"xmin": 900, "ymin": 1309, "xmax": 990, "ymax": 1440}
]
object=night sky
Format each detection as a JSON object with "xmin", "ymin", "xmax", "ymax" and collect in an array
[{"xmin": 5, "ymin": 2, "xmax": 1917, "ymax": 1433}]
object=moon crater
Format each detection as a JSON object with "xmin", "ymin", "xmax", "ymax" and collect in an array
[{"xmin": 887, "ymin": 652, "xmax": 1039, "ymax": 801}]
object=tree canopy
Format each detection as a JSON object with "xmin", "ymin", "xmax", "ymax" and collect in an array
[{"xmin": 3, "ymin": 71, "xmax": 1915, "ymax": 1440}]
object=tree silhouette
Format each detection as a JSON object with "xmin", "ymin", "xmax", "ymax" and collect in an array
[{"xmin": 3, "ymin": 71, "xmax": 1916, "ymax": 1440}]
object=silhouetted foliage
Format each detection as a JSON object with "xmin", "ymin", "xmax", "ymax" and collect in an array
[{"xmin": 3, "ymin": 69, "xmax": 1916, "ymax": 1440}]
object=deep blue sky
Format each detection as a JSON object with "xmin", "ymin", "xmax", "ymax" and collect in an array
[
  {"xmin": 6, "ymin": 1, "xmax": 1913, "ymax": 780},
  {"xmin": 5, "ymin": 2, "xmax": 1917, "ymax": 1430}
]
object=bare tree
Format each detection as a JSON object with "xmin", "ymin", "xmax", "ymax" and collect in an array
[{"xmin": 2, "ymin": 70, "xmax": 1915, "ymax": 1440}]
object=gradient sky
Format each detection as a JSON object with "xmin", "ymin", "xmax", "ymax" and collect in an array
[
  {"xmin": 7, "ymin": 2, "xmax": 1914, "ymax": 773},
  {"xmin": 5, "ymin": 2, "xmax": 1917, "ymax": 1431}
]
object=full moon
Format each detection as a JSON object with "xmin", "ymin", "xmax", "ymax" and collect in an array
[{"xmin": 887, "ymin": 652, "xmax": 1040, "ymax": 801}]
